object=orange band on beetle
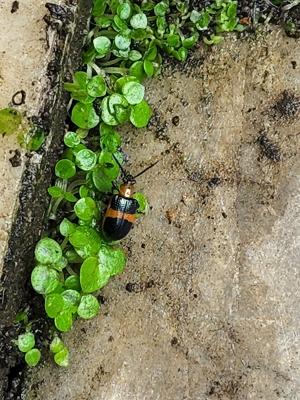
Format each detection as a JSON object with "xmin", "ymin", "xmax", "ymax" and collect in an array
[{"xmin": 105, "ymin": 208, "xmax": 136, "ymax": 223}]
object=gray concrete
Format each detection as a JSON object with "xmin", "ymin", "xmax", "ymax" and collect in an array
[
  {"xmin": 0, "ymin": 0, "xmax": 52, "ymax": 274},
  {"xmin": 25, "ymin": 28, "xmax": 300, "ymax": 400},
  {"xmin": 0, "ymin": 1, "xmax": 91, "ymax": 398}
]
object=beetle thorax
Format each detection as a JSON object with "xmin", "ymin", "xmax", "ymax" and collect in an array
[{"xmin": 120, "ymin": 184, "xmax": 133, "ymax": 198}]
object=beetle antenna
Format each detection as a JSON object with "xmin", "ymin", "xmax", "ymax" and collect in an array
[
  {"xmin": 133, "ymin": 160, "xmax": 160, "ymax": 180},
  {"xmin": 112, "ymin": 153, "xmax": 127, "ymax": 178},
  {"xmin": 111, "ymin": 181, "xmax": 119, "ymax": 192}
]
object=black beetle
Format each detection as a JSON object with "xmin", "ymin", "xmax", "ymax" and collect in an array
[{"xmin": 102, "ymin": 157, "xmax": 158, "ymax": 242}]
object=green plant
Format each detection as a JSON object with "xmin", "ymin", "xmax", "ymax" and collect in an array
[
  {"xmin": 0, "ymin": 108, "xmax": 45, "ymax": 150},
  {"xmin": 15, "ymin": 0, "xmax": 244, "ymax": 367},
  {"xmin": 15, "ymin": 329, "xmax": 41, "ymax": 367}
]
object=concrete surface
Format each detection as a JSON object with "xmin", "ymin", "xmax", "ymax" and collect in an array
[
  {"xmin": 25, "ymin": 28, "xmax": 300, "ymax": 400},
  {"xmin": 0, "ymin": 1, "xmax": 92, "ymax": 398},
  {"xmin": 0, "ymin": 0, "xmax": 64, "ymax": 275}
]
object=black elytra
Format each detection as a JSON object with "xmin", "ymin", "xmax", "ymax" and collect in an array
[
  {"xmin": 102, "ymin": 186, "xmax": 139, "ymax": 241},
  {"xmin": 102, "ymin": 158, "xmax": 159, "ymax": 241}
]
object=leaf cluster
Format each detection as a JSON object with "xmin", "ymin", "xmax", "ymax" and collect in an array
[
  {"xmin": 31, "ymin": 236, "xmax": 126, "ymax": 335},
  {"xmin": 16, "ymin": 332, "xmax": 41, "ymax": 367},
  {"xmin": 23, "ymin": 0, "xmax": 243, "ymax": 368}
]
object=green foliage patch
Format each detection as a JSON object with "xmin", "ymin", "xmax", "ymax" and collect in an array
[{"xmin": 15, "ymin": 0, "xmax": 244, "ymax": 367}]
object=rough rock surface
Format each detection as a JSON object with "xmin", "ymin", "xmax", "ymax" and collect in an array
[
  {"xmin": 25, "ymin": 28, "xmax": 300, "ymax": 400},
  {"xmin": 0, "ymin": 1, "xmax": 91, "ymax": 398},
  {"xmin": 0, "ymin": 0, "xmax": 54, "ymax": 275}
]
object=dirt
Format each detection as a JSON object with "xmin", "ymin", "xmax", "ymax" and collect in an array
[
  {"xmin": 257, "ymin": 132, "xmax": 281, "ymax": 162},
  {"xmin": 21, "ymin": 27, "xmax": 300, "ymax": 400},
  {"xmin": 271, "ymin": 90, "xmax": 300, "ymax": 119}
]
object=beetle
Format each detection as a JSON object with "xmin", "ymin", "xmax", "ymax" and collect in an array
[{"xmin": 102, "ymin": 158, "xmax": 158, "ymax": 242}]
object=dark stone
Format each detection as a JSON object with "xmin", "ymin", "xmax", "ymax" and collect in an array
[
  {"xmin": 172, "ymin": 116, "xmax": 180, "ymax": 126},
  {"xmin": 11, "ymin": 1, "xmax": 19, "ymax": 13},
  {"xmin": 208, "ymin": 176, "xmax": 221, "ymax": 188},
  {"xmin": 9, "ymin": 150, "xmax": 21, "ymax": 167}
]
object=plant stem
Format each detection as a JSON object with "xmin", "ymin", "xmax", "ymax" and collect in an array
[
  {"xmin": 60, "ymin": 237, "xmax": 69, "ymax": 251},
  {"xmin": 90, "ymin": 63, "xmax": 105, "ymax": 76},
  {"xmin": 66, "ymin": 265, "xmax": 77, "ymax": 276},
  {"xmin": 100, "ymin": 57, "xmax": 122, "ymax": 66},
  {"xmin": 98, "ymin": 30, "xmax": 117, "ymax": 38},
  {"xmin": 67, "ymin": 179, "xmax": 86, "ymax": 193},
  {"xmin": 103, "ymin": 67, "xmax": 128, "ymax": 75}
]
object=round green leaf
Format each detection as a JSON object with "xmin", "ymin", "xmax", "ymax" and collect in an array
[
  {"xmin": 177, "ymin": 47, "xmax": 188, "ymax": 62},
  {"xmin": 65, "ymin": 275, "xmax": 81, "ymax": 291},
  {"xmin": 190, "ymin": 10, "xmax": 200, "ymax": 23},
  {"xmin": 133, "ymin": 192, "xmax": 149, "ymax": 213},
  {"xmin": 114, "ymin": 105, "xmax": 130, "ymax": 124},
  {"xmin": 100, "ymin": 129, "xmax": 121, "ymax": 153},
  {"xmin": 115, "ymin": 75, "xmax": 139, "ymax": 92},
  {"xmin": 80, "ymin": 256, "xmax": 109, "ymax": 293},
  {"xmin": 129, "ymin": 61, "xmax": 146, "ymax": 82},
  {"xmin": 98, "ymin": 244, "xmax": 126, "ymax": 277},
  {"xmin": 50, "ymin": 336, "xmax": 65, "ymax": 354},
  {"xmin": 35, "ymin": 238, "xmax": 62, "ymax": 265},
  {"xmin": 74, "ymin": 197, "xmax": 97, "ymax": 221},
  {"xmin": 92, "ymin": 165, "xmax": 113, "ymax": 193},
  {"xmin": 71, "ymin": 103, "xmax": 99, "ymax": 129},
  {"xmin": 17, "ymin": 333, "xmax": 35, "ymax": 353},
  {"xmin": 69, "ymin": 226, "xmax": 102, "ymax": 258},
  {"xmin": 130, "ymin": 28, "xmax": 148, "ymax": 41},
  {"xmin": 113, "ymin": 15, "xmax": 129, "ymax": 31},
  {"xmin": 122, "ymin": 82, "xmax": 144, "ymax": 105},
  {"xmin": 93, "ymin": 36, "xmax": 111, "ymax": 57},
  {"xmin": 75, "ymin": 149, "xmax": 97, "ymax": 171},
  {"xmin": 77, "ymin": 294, "xmax": 100, "ymax": 319},
  {"xmin": 114, "ymin": 34, "xmax": 131, "ymax": 50},
  {"xmin": 25, "ymin": 348, "xmax": 41, "ymax": 367},
  {"xmin": 45, "ymin": 293, "xmax": 64, "ymax": 318},
  {"xmin": 87, "ymin": 76, "xmax": 107, "ymax": 98},
  {"xmin": 55, "ymin": 159, "xmax": 76, "ymax": 179},
  {"xmin": 130, "ymin": 13, "xmax": 147, "ymax": 29},
  {"xmin": 55, "ymin": 311, "xmax": 73, "ymax": 332},
  {"xmin": 76, "ymin": 128, "xmax": 89, "ymax": 139},
  {"xmin": 182, "ymin": 34, "xmax": 198, "ymax": 49},
  {"xmin": 48, "ymin": 186, "xmax": 64, "ymax": 198},
  {"xmin": 108, "ymin": 93, "xmax": 128, "ymax": 114},
  {"xmin": 144, "ymin": 59, "xmax": 154, "ymax": 77},
  {"xmin": 130, "ymin": 100, "xmax": 152, "ymax": 128},
  {"xmin": 64, "ymin": 192, "xmax": 78, "ymax": 203},
  {"xmin": 28, "ymin": 127, "xmax": 45, "ymax": 151},
  {"xmin": 79, "ymin": 185, "xmax": 90, "ymax": 198},
  {"xmin": 52, "ymin": 256, "xmax": 68, "ymax": 272},
  {"xmin": 95, "ymin": 16, "xmax": 111, "ymax": 28},
  {"xmin": 31, "ymin": 266, "xmax": 60, "ymax": 295},
  {"xmin": 98, "ymin": 151, "xmax": 120, "ymax": 180},
  {"xmin": 64, "ymin": 131, "xmax": 80, "ymax": 148},
  {"xmin": 154, "ymin": 1, "xmax": 169, "ymax": 16},
  {"xmin": 156, "ymin": 15, "xmax": 166, "ymax": 35},
  {"xmin": 167, "ymin": 34, "xmax": 180, "ymax": 47},
  {"xmin": 62, "ymin": 289, "xmax": 81, "ymax": 313},
  {"xmin": 54, "ymin": 348, "xmax": 69, "ymax": 367},
  {"xmin": 117, "ymin": 3, "xmax": 131, "ymax": 20},
  {"xmin": 112, "ymin": 48, "xmax": 130, "ymax": 59},
  {"xmin": 129, "ymin": 50, "xmax": 142, "ymax": 61},
  {"xmin": 59, "ymin": 218, "xmax": 76, "ymax": 237},
  {"xmin": 145, "ymin": 46, "xmax": 157, "ymax": 61},
  {"xmin": 64, "ymin": 72, "xmax": 93, "ymax": 104},
  {"xmin": 101, "ymin": 97, "xmax": 118, "ymax": 126}
]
